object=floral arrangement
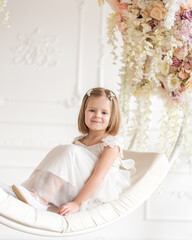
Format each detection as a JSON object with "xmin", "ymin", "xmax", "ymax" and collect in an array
[
  {"xmin": 100, "ymin": 0, "xmax": 192, "ymax": 164},
  {"xmin": 0, "ymin": 0, "xmax": 10, "ymax": 27},
  {"xmin": 103, "ymin": 0, "xmax": 192, "ymax": 102}
]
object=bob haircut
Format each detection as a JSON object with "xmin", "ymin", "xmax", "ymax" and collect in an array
[{"xmin": 78, "ymin": 87, "xmax": 121, "ymax": 136}]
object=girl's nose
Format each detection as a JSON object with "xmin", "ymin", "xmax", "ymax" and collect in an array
[{"xmin": 95, "ymin": 112, "xmax": 101, "ymax": 118}]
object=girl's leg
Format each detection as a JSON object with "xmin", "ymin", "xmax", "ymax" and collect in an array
[{"xmin": 29, "ymin": 191, "xmax": 49, "ymax": 205}]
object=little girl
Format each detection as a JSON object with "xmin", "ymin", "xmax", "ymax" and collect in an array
[{"xmin": 2, "ymin": 87, "xmax": 135, "ymax": 216}]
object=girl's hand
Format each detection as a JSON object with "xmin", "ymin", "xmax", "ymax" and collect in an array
[{"xmin": 57, "ymin": 201, "xmax": 80, "ymax": 216}]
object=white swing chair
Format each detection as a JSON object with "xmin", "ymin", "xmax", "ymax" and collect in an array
[{"xmin": 0, "ymin": 127, "xmax": 182, "ymax": 237}]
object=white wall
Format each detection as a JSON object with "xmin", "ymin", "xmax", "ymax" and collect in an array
[{"xmin": 0, "ymin": 1, "xmax": 192, "ymax": 239}]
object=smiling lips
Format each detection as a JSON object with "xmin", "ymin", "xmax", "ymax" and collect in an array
[{"xmin": 91, "ymin": 120, "xmax": 102, "ymax": 123}]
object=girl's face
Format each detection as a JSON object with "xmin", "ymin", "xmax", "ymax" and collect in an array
[{"xmin": 85, "ymin": 96, "xmax": 111, "ymax": 133}]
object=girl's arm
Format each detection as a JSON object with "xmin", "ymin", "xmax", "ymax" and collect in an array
[{"xmin": 58, "ymin": 145, "xmax": 120, "ymax": 216}]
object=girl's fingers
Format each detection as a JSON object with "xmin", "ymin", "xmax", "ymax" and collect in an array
[
  {"xmin": 58, "ymin": 206, "xmax": 71, "ymax": 215},
  {"xmin": 59, "ymin": 209, "xmax": 71, "ymax": 216},
  {"xmin": 57, "ymin": 202, "xmax": 79, "ymax": 216}
]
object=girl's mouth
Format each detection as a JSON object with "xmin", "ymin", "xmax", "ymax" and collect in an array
[{"xmin": 91, "ymin": 120, "xmax": 101, "ymax": 123}]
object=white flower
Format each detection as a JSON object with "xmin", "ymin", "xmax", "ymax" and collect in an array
[
  {"xmin": 142, "ymin": 23, "xmax": 152, "ymax": 34},
  {"xmin": 163, "ymin": 0, "xmax": 180, "ymax": 29},
  {"xmin": 0, "ymin": 0, "xmax": 10, "ymax": 27},
  {"xmin": 166, "ymin": 74, "xmax": 181, "ymax": 92}
]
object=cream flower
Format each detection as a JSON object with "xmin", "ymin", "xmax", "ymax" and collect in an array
[
  {"xmin": 145, "ymin": 1, "xmax": 167, "ymax": 21},
  {"xmin": 166, "ymin": 74, "xmax": 181, "ymax": 91},
  {"xmin": 150, "ymin": 7, "xmax": 164, "ymax": 20}
]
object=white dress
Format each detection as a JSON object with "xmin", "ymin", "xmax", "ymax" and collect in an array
[{"xmin": 22, "ymin": 135, "xmax": 136, "ymax": 211}]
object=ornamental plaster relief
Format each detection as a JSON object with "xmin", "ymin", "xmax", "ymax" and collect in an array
[
  {"xmin": 171, "ymin": 191, "xmax": 192, "ymax": 201},
  {"xmin": 1, "ymin": 1, "xmax": 89, "ymax": 108},
  {"xmin": 145, "ymin": 171, "xmax": 192, "ymax": 221},
  {"xmin": 11, "ymin": 28, "xmax": 61, "ymax": 67}
]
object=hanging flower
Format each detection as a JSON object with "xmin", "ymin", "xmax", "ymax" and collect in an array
[
  {"xmin": 145, "ymin": 1, "xmax": 167, "ymax": 21},
  {"xmin": 103, "ymin": 0, "xmax": 192, "ymax": 103},
  {"xmin": 102, "ymin": 0, "xmax": 192, "ymax": 159},
  {"xmin": 166, "ymin": 74, "xmax": 181, "ymax": 92},
  {"xmin": 0, "ymin": 0, "xmax": 10, "ymax": 27}
]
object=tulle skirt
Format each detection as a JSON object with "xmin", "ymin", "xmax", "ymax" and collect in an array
[{"xmin": 22, "ymin": 144, "xmax": 134, "ymax": 211}]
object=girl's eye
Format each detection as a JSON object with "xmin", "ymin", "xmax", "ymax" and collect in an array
[
  {"xmin": 89, "ymin": 110, "xmax": 95, "ymax": 112},
  {"xmin": 102, "ymin": 112, "xmax": 107, "ymax": 115}
]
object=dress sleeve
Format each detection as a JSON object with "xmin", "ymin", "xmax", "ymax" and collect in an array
[{"xmin": 102, "ymin": 135, "xmax": 124, "ymax": 158}]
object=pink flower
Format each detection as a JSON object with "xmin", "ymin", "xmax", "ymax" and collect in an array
[
  {"xmin": 177, "ymin": 19, "xmax": 192, "ymax": 44},
  {"xmin": 181, "ymin": 10, "xmax": 192, "ymax": 21},
  {"xmin": 183, "ymin": 61, "xmax": 191, "ymax": 70},
  {"xmin": 117, "ymin": 14, "xmax": 127, "ymax": 34},
  {"xmin": 170, "ymin": 66, "xmax": 178, "ymax": 73},
  {"xmin": 171, "ymin": 57, "xmax": 182, "ymax": 67},
  {"xmin": 177, "ymin": 69, "xmax": 190, "ymax": 80},
  {"xmin": 174, "ymin": 46, "xmax": 188, "ymax": 60},
  {"xmin": 117, "ymin": 2, "xmax": 129, "ymax": 12},
  {"xmin": 174, "ymin": 11, "xmax": 182, "ymax": 22}
]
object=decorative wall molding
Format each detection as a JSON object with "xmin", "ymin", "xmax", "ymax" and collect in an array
[
  {"xmin": 172, "ymin": 159, "xmax": 192, "ymax": 174},
  {"xmin": 97, "ymin": 5, "xmax": 105, "ymax": 87},
  {"xmin": 0, "ymin": 94, "xmax": 81, "ymax": 108},
  {"xmin": 171, "ymin": 191, "xmax": 192, "ymax": 201},
  {"xmin": 0, "ymin": 138, "xmax": 70, "ymax": 150},
  {"xmin": 2, "ymin": 0, "xmax": 88, "ymax": 109},
  {"xmin": 145, "ymin": 182, "xmax": 192, "ymax": 222},
  {"xmin": 11, "ymin": 28, "xmax": 61, "ymax": 67},
  {"xmin": 0, "ymin": 119, "xmax": 76, "ymax": 127},
  {"xmin": 73, "ymin": 0, "xmax": 86, "ymax": 105},
  {"xmin": 146, "ymin": 202, "xmax": 192, "ymax": 221}
]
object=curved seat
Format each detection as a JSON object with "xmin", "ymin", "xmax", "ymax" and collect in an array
[{"xmin": 0, "ymin": 151, "xmax": 169, "ymax": 237}]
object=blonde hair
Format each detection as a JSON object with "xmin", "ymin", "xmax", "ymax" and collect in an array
[{"xmin": 78, "ymin": 87, "xmax": 121, "ymax": 136}]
